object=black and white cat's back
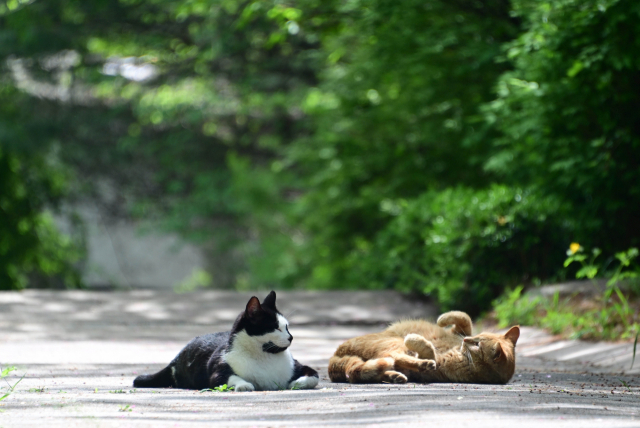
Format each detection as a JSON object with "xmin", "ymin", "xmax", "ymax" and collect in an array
[{"xmin": 133, "ymin": 291, "xmax": 318, "ymax": 392}]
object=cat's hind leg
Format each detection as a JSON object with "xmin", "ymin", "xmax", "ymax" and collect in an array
[
  {"xmin": 329, "ymin": 355, "xmax": 407, "ymax": 384},
  {"xmin": 404, "ymin": 334, "xmax": 437, "ymax": 360},
  {"xmin": 437, "ymin": 311, "xmax": 473, "ymax": 336},
  {"xmin": 288, "ymin": 360, "xmax": 319, "ymax": 390}
]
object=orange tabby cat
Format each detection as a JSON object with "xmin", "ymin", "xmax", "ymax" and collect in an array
[{"xmin": 329, "ymin": 311, "xmax": 519, "ymax": 384}]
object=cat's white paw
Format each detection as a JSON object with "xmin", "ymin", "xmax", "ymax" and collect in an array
[
  {"xmin": 228, "ymin": 375, "xmax": 255, "ymax": 392},
  {"xmin": 235, "ymin": 383, "xmax": 255, "ymax": 392},
  {"xmin": 233, "ymin": 381, "xmax": 255, "ymax": 392},
  {"xmin": 289, "ymin": 376, "xmax": 319, "ymax": 390}
]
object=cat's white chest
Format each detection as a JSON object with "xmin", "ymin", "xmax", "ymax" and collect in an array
[
  {"xmin": 222, "ymin": 315, "xmax": 296, "ymax": 390},
  {"xmin": 224, "ymin": 348, "xmax": 294, "ymax": 390}
]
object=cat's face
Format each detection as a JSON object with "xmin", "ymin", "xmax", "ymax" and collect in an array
[
  {"xmin": 235, "ymin": 291, "xmax": 293, "ymax": 353},
  {"xmin": 461, "ymin": 326, "xmax": 520, "ymax": 384}
]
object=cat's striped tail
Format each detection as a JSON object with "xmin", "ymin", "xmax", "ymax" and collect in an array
[
  {"xmin": 328, "ymin": 355, "xmax": 406, "ymax": 384},
  {"xmin": 133, "ymin": 365, "xmax": 174, "ymax": 388}
]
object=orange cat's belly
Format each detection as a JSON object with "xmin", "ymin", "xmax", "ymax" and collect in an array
[
  {"xmin": 333, "ymin": 333, "xmax": 406, "ymax": 360},
  {"xmin": 386, "ymin": 320, "xmax": 463, "ymax": 352},
  {"xmin": 333, "ymin": 321, "xmax": 462, "ymax": 362}
]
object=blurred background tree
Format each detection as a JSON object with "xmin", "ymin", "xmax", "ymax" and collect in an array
[{"xmin": 1, "ymin": 0, "xmax": 638, "ymax": 315}]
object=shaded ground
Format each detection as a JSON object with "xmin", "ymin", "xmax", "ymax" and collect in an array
[{"xmin": 1, "ymin": 290, "xmax": 639, "ymax": 427}]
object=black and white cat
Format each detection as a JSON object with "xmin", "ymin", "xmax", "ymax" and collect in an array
[{"xmin": 133, "ymin": 291, "xmax": 318, "ymax": 391}]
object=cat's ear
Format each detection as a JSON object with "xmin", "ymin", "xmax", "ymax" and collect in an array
[
  {"xmin": 245, "ymin": 296, "xmax": 262, "ymax": 317},
  {"xmin": 504, "ymin": 326, "xmax": 520, "ymax": 347},
  {"xmin": 493, "ymin": 343, "xmax": 504, "ymax": 362},
  {"xmin": 262, "ymin": 290, "xmax": 277, "ymax": 310}
]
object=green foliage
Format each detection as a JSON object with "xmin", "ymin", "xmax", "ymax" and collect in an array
[
  {"xmin": 553, "ymin": 244, "xmax": 640, "ymax": 340},
  {"xmin": 289, "ymin": 0, "xmax": 640, "ymax": 312},
  {"xmin": 564, "ymin": 245, "xmax": 602, "ymax": 280},
  {"xmin": 1, "ymin": 0, "xmax": 639, "ymax": 313},
  {"xmin": 200, "ymin": 384, "xmax": 234, "ymax": 392},
  {"xmin": 493, "ymin": 286, "xmax": 542, "ymax": 328},
  {"xmin": 486, "ymin": 0, "xmax": 640, "ymax": 253},
  {"xmin": 0, "ymin": 149, "xmax": 82, "ymax": 290},
  {"xmin": 490, "ymin": 246, "xmax": 640, "ymax": 341},
  {"xmin": 565, "ymin": 244, "xmax": 639, "ymax": 334},
  {"xmin": 619, "ymin": 379, "xmax": 632, "ymax": 391},
  {"xmin": 1, "ymin": 366, "xmax": 24, "ymax": 402},
  {"xmin": 287, "ymin": 0, "xmax": 520, "ymax": 293},
  {"xmin": 361, "ymin": 185, "xmax": 570, "ymax": 313},
  {"xmin": 1, "ymin": 0, "xmax": 321, "ymax": 289},
  {"xmin": 173, "ymin": 268, "xmax": 212, "ymax": 293}
]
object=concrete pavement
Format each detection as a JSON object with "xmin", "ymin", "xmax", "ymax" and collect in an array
[{"xmin": 0, "ymin": 290, "xmax": 638, "ymax": 426}]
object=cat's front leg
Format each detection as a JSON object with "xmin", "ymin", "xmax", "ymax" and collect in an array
[
  {"xmin": 390, "ymin": 351, "xmax": 436, "ymax": 372},
  {"xmin": 404, "ymin": 334, "xmax": 437, "ymax": 360},
  {"xmin": 227, "ymin": 375, "xmax": 255, "ymax": 392},
  {"xmin": 288, "ymin": 360, "xmax": 319, "ymax": 390},
  {"xmin": 209, "ymin": 359, "xmax": 255, "ymax": 392}
]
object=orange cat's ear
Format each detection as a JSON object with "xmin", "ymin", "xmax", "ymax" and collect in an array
[
  {"xmin": 493, "ymin": 343, "xmax": 504, "ymax": 362},
  {"xmin": 504, "ymin": 326, "xmax": 520, "ymax": 346}
]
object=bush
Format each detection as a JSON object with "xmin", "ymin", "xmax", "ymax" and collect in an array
[
  {"xmin": 0, "ymin": 149, "xmax": 82, "ymax": 290},
  {"xmin": 493, "ymin": 286, "xmax": 542, "ymax": 328},
  {"xmin": 486, "ymin": 0, "xmax": 640, "ymax": 253},
  {"xmin": 489, "ymin": 246, "xmax": 640, "ymax": 341},
  {"xmin": 360, "ymin": 185, "xmax": 571, "ymax": 315}
]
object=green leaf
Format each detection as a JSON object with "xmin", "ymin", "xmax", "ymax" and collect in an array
[
  {"xmin": 567, "ymin": 61, "xmax": 584, "ymax": 77},
  {"xmin": 576, "ymin": 265, "xmax": 598, "ymax": 279}
]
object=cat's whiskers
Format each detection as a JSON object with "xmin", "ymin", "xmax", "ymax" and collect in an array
[
  {"xmin": 463, "ymin": 345, "xmax": 474, "ymax": 368},
  {"xmin": 285, "ymin": 309, "xmax": 298, "ymax": 319},
  {"xmin": 263, "ymin": 343, "xmax": 278, "ymax": 351},
  {"xmin": 262, "ymin": 341, "xmax": 288, "ymax": 353}
]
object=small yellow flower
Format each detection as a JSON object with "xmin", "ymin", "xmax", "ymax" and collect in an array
[
  {"xmin": 569, "ymin": 242, "xmax": 581, "ymax": 255},
  {"xmin": 497, "ymin": 216, "xmax": 507, "ymax": 226}
]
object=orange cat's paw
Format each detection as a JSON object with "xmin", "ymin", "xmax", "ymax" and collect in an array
[
  {"xmin": 417, "ymin": 359, "xmax": 436, "ymax": 371},
  {"xmin": 384, "ymin": 371, "xmax": 408, "ymax": 384},
  {"xmin": 405, "ymin": 334, "xmax": 436, "ymax": 360}
]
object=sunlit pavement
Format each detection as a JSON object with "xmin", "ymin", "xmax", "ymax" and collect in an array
[{"xmin": 1, "ymin": 290, "xmax": 638, "ymax": 427}]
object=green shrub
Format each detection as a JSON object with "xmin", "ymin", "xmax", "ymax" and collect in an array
[
  {"xmin": 493, "ymin": 286, "xmax": 542, "ymax": 328},
  {"xmin": 0, "ymin": 149, "xmax": 82, "ymax": 290},
  {"xmin": 357, "ymin": 185, "xmax": 571, "ymax": 314},
  {"xmin": 489, "ymin": 246, "xmax": 640, "ymax": 341},
  {"xmin": 487, "ymin": 0, "xmax": 640, "ymax": 253}
]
